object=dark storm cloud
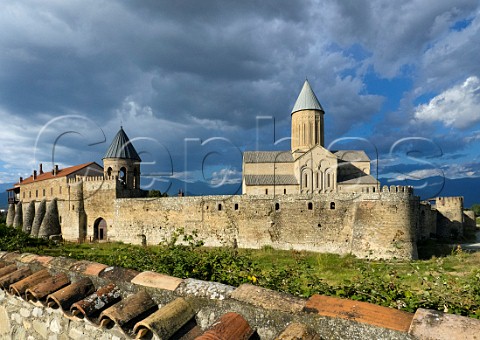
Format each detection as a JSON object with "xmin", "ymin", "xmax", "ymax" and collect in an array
[
  {"xmin": 321, "ymin": 0, "xmax": 479, "ymax": 77},
  {"xmin": 1, "ymin": 1, "xmax": 479, "ymax": 183},
  {"xmin": 0, "ymin": 1, "xmax": 381, "ymax": 130}
]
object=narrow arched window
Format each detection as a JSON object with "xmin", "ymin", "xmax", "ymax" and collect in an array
[
  {"xmin": 119, "ymin": 167, "xmax": 127, "ymax": 185},
  {"xmin": 275, "ymin": 203, "xmax": 280, "ymax": 211},
  {"xmin": 133, "ymin": 168, "xmax": 138, "ymax": 188},
  {"xmin": 330, "ymin": 202, "xmax": 335, "ymax": 210},
  {"xmin": 308, "ymin": 202, "xmax": 313, "ymax": 210}
]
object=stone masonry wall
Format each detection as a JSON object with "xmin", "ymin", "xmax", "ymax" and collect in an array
[
  {"xmin": 0, "ymin": 289, "xmax": 124, "ymax": 340},
  {"xmin": 418, "ymin": 203, "xmax": 437, "ymax": 241},
  {"xmin": 435, "ymin": 197, "xmax": 464, "ymax": 238},
  {"xmin": 463, "ymin": 210, "xmax": 477, "ymax": 233},
  {"xmin": 84, "ymin": 186, "xmax": 419, "ymax": 260}
]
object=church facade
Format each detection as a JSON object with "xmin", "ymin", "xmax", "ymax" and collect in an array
[{"xmin": 242, "ymin": 80, "xmax": 378, "ymax": 196}]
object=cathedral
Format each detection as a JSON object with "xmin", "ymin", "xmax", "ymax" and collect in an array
[{"xmin": 242, "ymin": 80, "xmax": 379, "ymax": 195}]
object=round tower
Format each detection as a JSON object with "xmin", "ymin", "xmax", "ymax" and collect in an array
[
  {"xmin": 291, "ymin": 79, "xmax": 325, "ymax": 151},
  {"xmin": 103, "ymin": 127, "xmax": 142, "ymax": 190}
]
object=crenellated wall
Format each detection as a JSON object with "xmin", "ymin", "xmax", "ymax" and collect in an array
[
  {"xmin": 92, "ymin": 185, "xmax": 419, "ymax": 260},
  {"xmin": 6, "ymin": 181, "xmax": 470, "ymax": 260}
]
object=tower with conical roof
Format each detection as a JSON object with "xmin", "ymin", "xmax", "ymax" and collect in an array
[
  {"xmin": 291, "ymin": 79, "xmax": 325, "ymax": 152},
  {"xmin": 103, "ymin": 127, "xmax": 141, "ymax": 190}
]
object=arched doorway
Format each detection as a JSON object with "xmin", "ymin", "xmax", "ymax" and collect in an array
[{"xmin": 94, "ymin": 217, "xmax": 107, "ymax": 241}]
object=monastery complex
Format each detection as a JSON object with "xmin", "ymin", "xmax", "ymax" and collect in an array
[{"xmin": 5, "ymin": 81, "xmax": 477, "ymax": 260}]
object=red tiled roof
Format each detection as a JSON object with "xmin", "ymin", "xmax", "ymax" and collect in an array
[{"xmin": 17, "ymin": 162, "xmax": 102, "ymax": 186}]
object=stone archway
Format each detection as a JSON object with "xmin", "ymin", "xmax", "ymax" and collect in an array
[{"xmin": 94, "ymin": 217, "xmax": 107, "ymax": 241}]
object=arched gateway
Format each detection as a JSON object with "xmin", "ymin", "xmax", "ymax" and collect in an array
[{"xmin": 94, "ymin": 217, "xmax": 107, "ymax": 241}]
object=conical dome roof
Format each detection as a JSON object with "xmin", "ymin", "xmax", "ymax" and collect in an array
[
  {"xmin": 291, "ymin": 80, "xmax": 324, "ymax": 114},
  {"xmin": 103, "ymin": 127, "xmax": 141, "ymax": 161}
]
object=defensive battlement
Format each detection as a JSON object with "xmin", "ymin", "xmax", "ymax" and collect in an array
[
  {"xmin": 67, "ymin": 175, "xmax": 119, "ymax": 184},
  {"xmin": 436, "ymin": 196, "xmax": 464, "ymax": 205},
  {"xmin": 382, "ymin": 185, "xmax": 414, "ymax": 194},
  {"xmin": 357, "ymin": 185, "xmax": 413, "ymax": 195}
]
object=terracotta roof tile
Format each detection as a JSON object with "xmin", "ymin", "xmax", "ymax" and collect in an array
[
  {"xmin": 1, "ymin": 251, "xmax": 479, "ymax": 339},
  {"xmin": 197, "ymin": 312, "xmax": 255, "ymax": 340},
  {"xmin": 0, "ymin": 267, "xmax": 32, "ymax": 290},
  {"xmin": 305, "ymin": 294, "xmax": 414, "ymax": 332},
  {"xmin": 25, "ymin": 272, "xmax": 70, "ymax": 304},
  {"xmin": 99, "ymin": 290, "xmax": 158, "ymax": 335},
  {"xmin": 99, "ymin": 266, "xmax": 139, "ymax": 282},
  {"xmin": 9, "ymin": 269, "xmax": 51, "ymax": 297},
  {"xmin": 46, "ymin": 277, "xmax": 95, "ymax": 311},
  {"xmin": 69, "ymin": 260, "xmax": 108, "ymax": 276},
  {"xmin": 1, "ymin": 252, "xmax": 22, "ymax": 263},
  {"xmin": 0, "ymin": 264, "xmax": 17, "ymax": 278},
  {"xmin": 133, "ymin": 297, "xmax": 195, "ymax": 339},
  {"xmin": 70, "ymin": 283, "xmax": 122, "ymax": 322},
  {"xmin": 131, "ymin": 271, "xmax": 183, "ymax": 291},
  {"xmin": 30, "ymin": 255, "xmax": 55, "ymax": 267},
  {"xmin": 231, "ymin": 283, "xmax": 305, "ymax": 313},
  {"xmin": 19, "ymin": 253, "xmax": 41, "ymax": 264}
]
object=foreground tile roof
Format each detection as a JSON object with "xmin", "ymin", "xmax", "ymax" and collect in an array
[{"xmin": 0, "ymin": 251, "xmax": 479, "ymax": 339}]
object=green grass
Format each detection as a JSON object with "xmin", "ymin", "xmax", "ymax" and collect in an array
[{"xmin": 1, "ymin": 223, "xmax": 480, "ymax": 319}]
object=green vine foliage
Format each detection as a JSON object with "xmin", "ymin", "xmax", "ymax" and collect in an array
[{"xmin": 1, "ymin": 223, "xmax": 479, "ymax": 319}]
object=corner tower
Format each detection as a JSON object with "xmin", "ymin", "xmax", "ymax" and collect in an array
[
  {"xmin": 103, "ymin": 127, "xmax": 142, "ymax": 190},
  {"xmin": 291, "ymin": 80, "xmax": 325, "ymax": 151}
]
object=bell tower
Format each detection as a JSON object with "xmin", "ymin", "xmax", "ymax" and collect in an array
[
  {"xmin": 291, "ymin": 80, "xmax": 325, "ymax": 152},
  {"xmin": 103, "ymin": 127, "xmax": 141, "ymax": 190}
]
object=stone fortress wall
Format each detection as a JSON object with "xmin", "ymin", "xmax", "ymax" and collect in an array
[
  {"xmin": 6, "ymin": 173, "xmax": 473, "ymax": 261},
  {"xmin": 108, "ymin": 186, "xmax": 420, "ymax": 260}
]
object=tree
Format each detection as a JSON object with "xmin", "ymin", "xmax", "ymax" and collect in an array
[
  {"xmin": 470, "ymin": 204, "xmax": 480, "ymax": 216},
  {"xmin": 147, "ymin": 190, "xmax": 168, "ymax": 198}
]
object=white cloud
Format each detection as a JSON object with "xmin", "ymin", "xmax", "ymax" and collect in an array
[
  {"xmin": 209, "ymin": 168, "xmax": 242, "ymax": 186},
  {"xmin": 318, "ymin": 0, "xmax": 479, "ymax": 78},
  {"xmin": 393, "ymin": 162, "xmax": 480, "ymax": 181},
  {"xmin": 413, "ymin": 76, "xmax": 480, "ymax": 129}
]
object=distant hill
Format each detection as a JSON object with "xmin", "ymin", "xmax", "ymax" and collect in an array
[
  {"xmin": 0, "ymin": 184, "xmax": 11, "ymax": 209},
  {"xmin": 147, "ymin": 177, "xmax": 242, "ymax": 197},
  {"xmin": 382, "ymin": 176, "xmax": 480, "ymax": 208}
]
